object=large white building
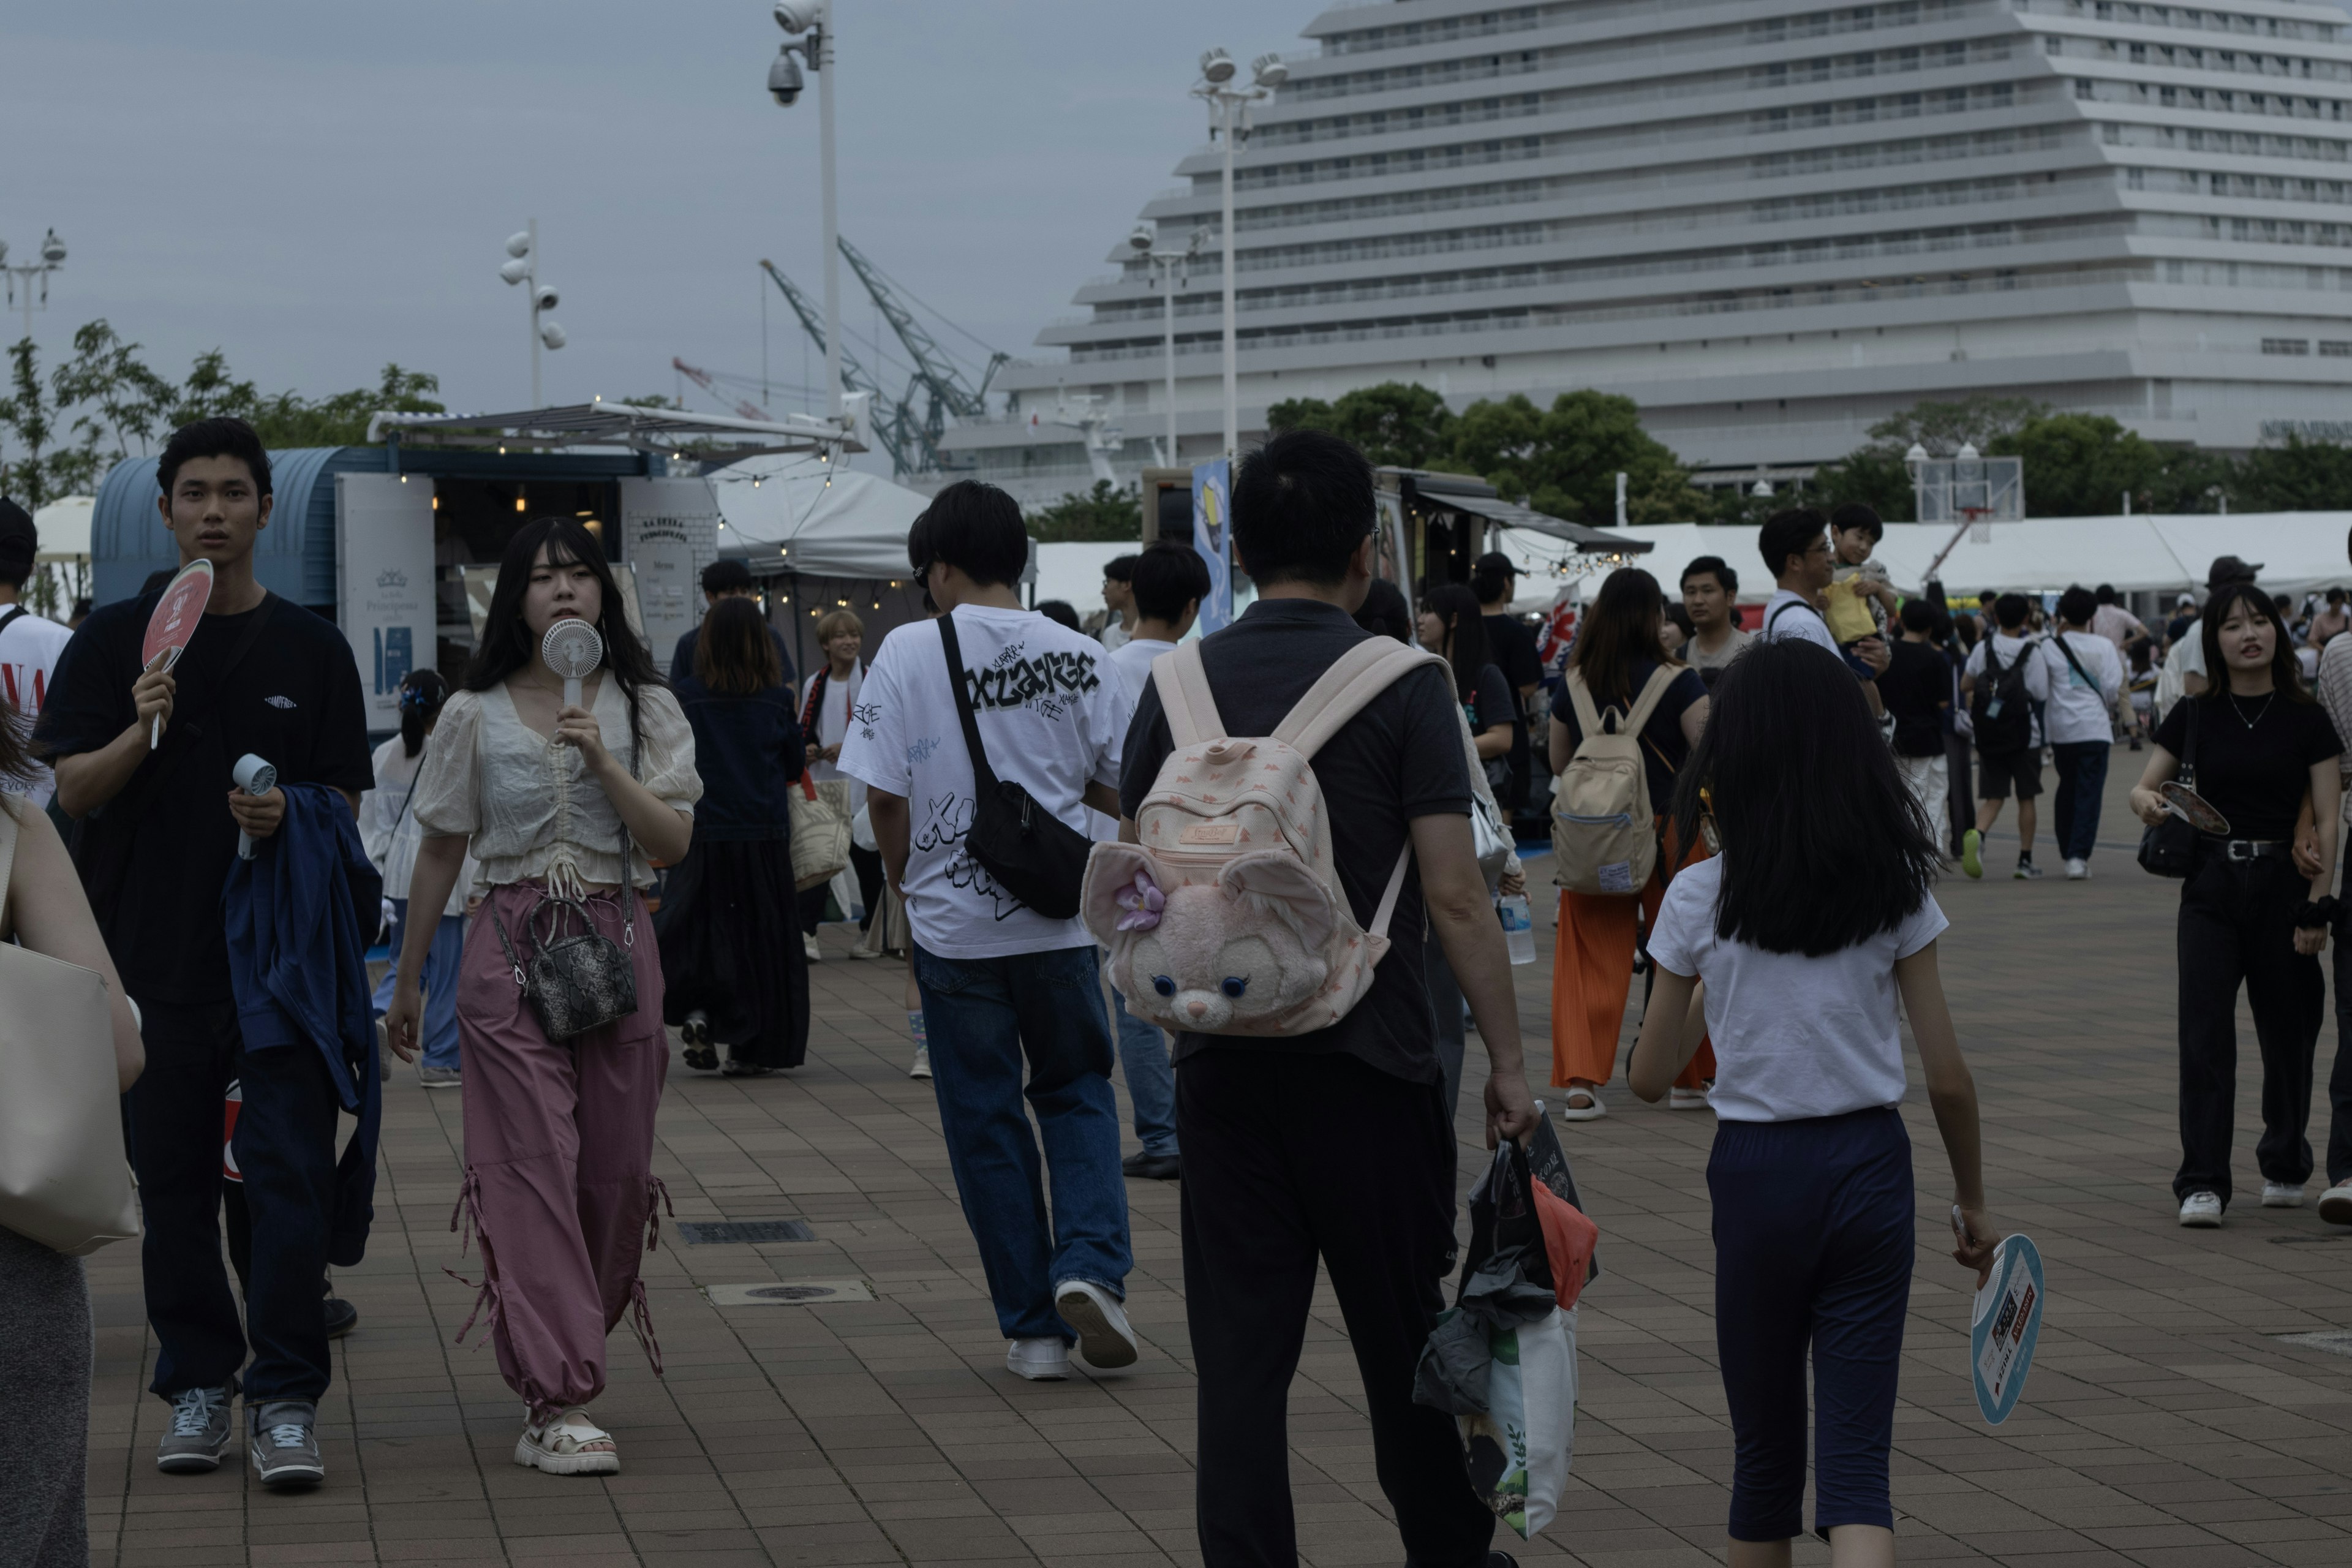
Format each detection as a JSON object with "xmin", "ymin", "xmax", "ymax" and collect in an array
[{"xmin": 946, "ymin": 0, "xmax": 2352, "ymax": 504}]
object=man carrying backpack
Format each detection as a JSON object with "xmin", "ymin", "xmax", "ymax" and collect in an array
[
  {"xmin": 1115, "ymin": 429, "xmax": 1539, "ymax": 1568},
  {"xmin": 1960, "ymin": 592, "xmax": 2053, "ymax": 880}
]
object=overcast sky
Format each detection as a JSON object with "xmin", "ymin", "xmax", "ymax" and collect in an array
[{"xmin": 3, "ymin": 0, "xmax": 1297, "ymax": 428}]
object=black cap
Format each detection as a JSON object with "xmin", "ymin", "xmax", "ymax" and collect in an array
[
  {"xmin": 0, "ymin": 496, "xmax": 34, "ymax": 567},
  {"xmin": 2206, "ymin": 554, "xmax": 2261, "ymax": 588}
]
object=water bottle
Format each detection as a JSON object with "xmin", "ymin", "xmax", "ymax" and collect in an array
[{"xmin": 1498, "ymin": 893, "xmax": 1536, "ymax": 965}]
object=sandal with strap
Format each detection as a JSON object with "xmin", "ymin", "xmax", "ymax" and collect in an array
[{"xmin": 514, "ymin": 1408, "xmax": 620, "ymax": 1476}]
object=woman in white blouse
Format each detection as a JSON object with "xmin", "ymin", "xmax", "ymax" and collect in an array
[
  {"xmin": 360, "ymin": 670, "xmax": 481, "ymax": 1088},
  {"xmin": 383, "ymin": 520, "xmax": 700, "ymax": 1478}
]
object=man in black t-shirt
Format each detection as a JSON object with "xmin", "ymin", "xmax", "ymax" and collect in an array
[
  {"xmin": 37, "ymin": 418, "xmax": 374, "ymax": 1490},
  {"xmin": 668, "ymin": 557, "xmax": 797, "ymax": 697},
  {"xmin": 1120, "ymin": 431, "xmax": 1538, "ymax": 1568},
  {"xmin": 1881, "ymin": 601, "xmax": 1955, "ymax": 844},
  {"xmin": 1474, "ymin": 551, "xmax": 1542, "ymax": 815}
]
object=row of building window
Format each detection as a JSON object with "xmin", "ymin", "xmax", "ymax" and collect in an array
[
  {"xmin": 2125, "ymin": 166, "xmax": 2352, "ymax": 203},
  {"xmin": 2261, "ymin": 337, "xmax": 2352, "ymax": 354},
  {"xmin": 2057, "ymin": 1, "xmax": 2339, "ymax": 42},
  {"xmin": 2077, "ymin": 77, "xmax": 2352, "ymax": 119},
  {"xmin": 1321, "ymin": 0, "xmax": 1985, "ymax": 62},
  {"xmin": 2052, "ymin": 33, "xmax": 2352, "ymax": 80},
  {"xmin": 1752, "ymin": 81, "xmax": 2021, "ymax": 132},
  {"xmin": 1251, "ymin": 93, "xmax": 1544, "ymax": 151},
  {"xmin": 2101, "ymin": 123, "xmax": 2352, "ymax": 164},
  {"xmin": 1751, "ymin": 37, "xmax": 2016, "ymax": 88}
]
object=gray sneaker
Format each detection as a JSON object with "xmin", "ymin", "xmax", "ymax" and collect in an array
[
  {"xmin": 248, "ymin": 1400, "xmax": 325, "ymax": 1490},
  {"xmin": 417, "ymin": 1063, "xmax": 461, "ymax": 1088},
  {"xmin": 157, "ymin": 1385, "xmax": 233, "ymax": 1474}
]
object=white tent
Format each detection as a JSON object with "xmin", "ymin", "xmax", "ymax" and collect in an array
[
  {"xmin": 32, "ymin": 496, "xmax": 92, "ymax": 561},
  {"xmin": 1607, "ymin": 513, "xmax": 2352, "ymax": 603},
  {"xmin": 707, "ymin": 455, "xmax": 930, "ymax": 579}
]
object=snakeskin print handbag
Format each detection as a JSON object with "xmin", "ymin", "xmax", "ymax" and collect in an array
[{"xmin": 492, "ymin": 891, "xmax": 638, "ymax": 1041}]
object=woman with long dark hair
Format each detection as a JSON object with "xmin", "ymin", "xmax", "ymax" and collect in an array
[
  {"xmin": 1628, "ymin": 637, "xmax": 1994, "ymax": 1567},
  {"xmin": 361, "ymin": 669, "xmax": 477, "ymax": 1087},
  {"xmin": 383, "ymin": 519, "xmax": 700, "ymax": 1476},
  {"xmin": 2130, "ymin": 581, "xmax": 2342, "ymax": 1227},
  {"xmin": 1548, "ymin": 567, "xmax": 1713, "ymax": 1119},
  {"xmin": 1419, "ymin": 582, "xmax": 1515, "ymax": 782},
  {"xmin": 658, "ymin": 596, "xmax": 807, "ymax": 1076}
]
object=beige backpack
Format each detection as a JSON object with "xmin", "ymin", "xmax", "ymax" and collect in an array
[
  {"xmin": 1082, "ymin": 636, "xmax": 1451, "ymax": 1038},
  {"xmin": 1551, "ymin": 665, "xmax": 1678, "ymax": 896}
]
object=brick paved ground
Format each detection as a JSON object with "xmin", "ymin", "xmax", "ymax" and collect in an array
[{"xmin": 78, "ymin": 748, "xmax": 2352, "ymax": 1566}]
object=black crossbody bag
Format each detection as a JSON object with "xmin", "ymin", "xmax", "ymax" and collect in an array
[
  {"xmin": 2138, "ymin": 698, "xmax": 2200, "ymax": 878},
  {"xmin": 937, "ymin": 612, "xmax": 1093, "ymax": 920}
]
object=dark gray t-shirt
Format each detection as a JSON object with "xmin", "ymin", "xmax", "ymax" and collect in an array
[{"xmin": 1118, "ymin": 598, "xmax": 1473, "ymax": 1084}]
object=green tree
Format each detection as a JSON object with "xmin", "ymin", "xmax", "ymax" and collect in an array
[
  {"xmin": 1028, "ymin": 478, "xmax": 1142, "ymax": 543},
  {"xmin": 1808, "ymin": 444, "xmax": 1918, "ymax": 522},
  {"xmin": 1450, "ymin": 389, "xmax": 1706, "ymax": 526},
  {"xmin": 1986, "ymin": 412, "xmax": 2168, "ymax": 516},
  {"xmin": 1864, "ymin": 394, "xmax": 2047, "ymax": 457},
  {"xmin": 244, "ymin": 364, "xmax": 443, "ymax": 448},
  {"xmin": 1268, "ymin": 380, "xmax": 1457, "ymax": 469},
  {"xmin": 0, "ymin": 339, "xmax": 99, "ymax": 508},
  {"xmin": 2233, "ymin": 434, "xmax": 2352, "ymax": 511}
]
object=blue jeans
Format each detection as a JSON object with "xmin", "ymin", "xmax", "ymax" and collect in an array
[
  {"xmin": 1108, "ymin": 959, "xmax": 1178, "ymax": 1157},
  {"xmin": 2049, "ymin": 740, "xmax": 2110, "ymax": 862},
  {"xmin": 372, "ymin": 899, "xmax": 465, "ymax": 1069},
  {"xmin": 911, "ymin": 942, "xmax": 1132, "ymax": 1341}
]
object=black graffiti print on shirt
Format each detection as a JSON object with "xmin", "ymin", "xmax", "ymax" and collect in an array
[
  {"xmin": 913, "ymin": 790, "xmax": 1027, "ymax": 921},
  {"xmin": 960, "ymin": 641, "xmax": 1100, "ymax": 720}
]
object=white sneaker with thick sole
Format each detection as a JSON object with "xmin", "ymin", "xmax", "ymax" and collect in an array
[
  {"xmin": 2320, "ymin": 1184, "xmax": 2352, "ymax": 1226},
  {"xmin": 1005, "ymin": 1337, "xmax": 1069, "ymax": 1381},
  {"xmin": 514, "ymin": 1407, "xmax": 620, "ymax": 1476},
  {"xmin": 1053, "ymin": 1279, "xmax": 1140, "ymax": 1370},
  {"xmin": 2263, "ymin": 1182, "xmax": 2307, "ymax": 1208},
  {"xmin": 2179, "ymin": 1191, "xmax": 2225, "ymax": 1227},
  {"xmin": 1668, "ymin": 1087, "xmax": 1711, "ymax": 1111},
  {"xmin": 908, "ymin": 1044, "xmax": 932, "ymax": 1080},
  {"xmin": 2065, "ymin": 858, "xmax": 2089, "ymax": 881},
  {"xmin": 804, "ymin": 935, "xmax": 823, "ymax": 963},
  {"xmin": 1557, "ymin": 1089, "xmax": 1607, "ymax": 1123}
]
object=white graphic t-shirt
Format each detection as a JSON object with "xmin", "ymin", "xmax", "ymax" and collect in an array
[
  {"xmin": 0, "ymin": 606, "xmax": 74, "ymax": 808},
  {"xmin": 838, "ymin": 605, "xmax": 1131, "ymax": 959}
]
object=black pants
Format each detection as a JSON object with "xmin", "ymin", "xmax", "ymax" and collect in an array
[
  {"xmin": 127, "ymin": 1001, "xmax": 342, "ymax": 1403},
  {"xmin": 1942, "ymin": 729, "xmax": 1974, "ymax": 854},
  {"xmin": 2324, "ymin": 935, "xmax": 2352, "ymax": 1187},
  {"xmin": 796, "ymin": 843, "xmax": 886, "ymax": 935},
  {"xmin": 2176, "ymin": 851, "xmax": 2324, "ymax": 1206},
  {"xmin": 1177, "ymin": 1049, "xmax": 1493, "ymax": 1568}
]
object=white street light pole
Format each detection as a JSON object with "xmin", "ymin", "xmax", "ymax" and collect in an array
[
  {"xmin": 528, "ymin": 218, "xmax": 541, "ymax": 406},
  {"xmin": 1, "ymin": 228, "xmax": 67, "ymax": 346},
  {"xmin": 1194, "ymin": 50, "xmax": 1284, "ymax": 461},
  {"xmin": 774, "ymin": 3, "xmax": 841, "ymax": 421},
  {"xmin": 1129, "ymin": 224, "xmax": 1205, "ymax": 467}
]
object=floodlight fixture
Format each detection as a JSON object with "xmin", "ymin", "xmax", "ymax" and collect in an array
[
  {"xmin": 39, "ymin": 229, "xmax": 65, "ymax": 265},
  {"xmin": 499, "ymin": 257, "xmax": 529, "ymax": 285},
  {"xmin": 1129, "ymin": 224, "xmax": 1155, "ymax": 252},
  {"xmin": 774, "ymin": 1, "xmax": 824, "ymax": 34},
  {"xmin": 1251, "ymin": 53, "xmax": 1287, "ymax": 88},
  {"xmin": 1199, "ymin": 48, "xmax": 1237, "ymax": 83},
  {"xmin": 505, "ymin": 232, "xmax": 532, "ymax": 259},
  {"xmin": 533, "ymin": 284, "xmax": 559, "ymax": 311},
  {"xmin": 539, "ymin": 320, "xmax": 567, "ymax": 351}
]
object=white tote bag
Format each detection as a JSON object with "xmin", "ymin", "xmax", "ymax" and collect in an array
[{"xmin": 0, "ymin": 801, "xmax": 141, "ymax": 1256}]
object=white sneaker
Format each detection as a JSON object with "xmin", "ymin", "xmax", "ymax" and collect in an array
[
  {"xmin": 1556, "ymin": 1089, "xmax": 1607, "ymax": 1123},
  {"xmin": 908, "ymin": 1044, "xmax": 931, "ymax": 1080},
  {"xmin": 1668, "ymin": 1086, "xmax": 1711, "ymax": 1111},
  {"xmin": 2065, "ymin": 858, "xmax": 2089, "ymax": 881},
  {"xmin": 1053, "ymin": 1279, "xmax": 1139, "ymax": 1370},
  {"xmin": 2318, "ymin": 1184, "xmax": 2352, "ymax": 1226},
  {"xmin": 2263, "ymin": 1182, "xmax": 2307, "ymax": 1208},
  {"xmin": 803, "ymin": 935, "xmax": 823, "ymax": 963},
  {"xmin": 2179, "ymin": 1191, "xmax": 2225, "ymax": 1227},
  {"xmin": 1005, "ymin": 1337, "xmax": 1069, "ymax": 1381}
]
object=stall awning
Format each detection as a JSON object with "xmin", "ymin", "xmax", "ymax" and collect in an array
[
  {"xmin": 1387, "ymin": 469, "xmax": 1651, "ymax": 554},
  {"xmin": 367, "ymin": 400, "xmax": 865, "ymax": 456}
]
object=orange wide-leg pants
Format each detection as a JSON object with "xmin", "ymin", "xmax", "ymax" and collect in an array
[{"xmin": 1549, "ymin": 822, "xmax": 1717, "ymax": 1091}]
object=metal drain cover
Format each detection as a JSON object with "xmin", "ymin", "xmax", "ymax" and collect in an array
[
  {"xmin": 704, "ymin": 1280, "xmax": 873, "ymax": 1306},
  {"xmin": 675, "ymin": 1219, "xmax": 815, "ymax": 1245},
  {"xmin": 2276, "ymin": 1331, "xmax": 2352, "ymax": 1357}
]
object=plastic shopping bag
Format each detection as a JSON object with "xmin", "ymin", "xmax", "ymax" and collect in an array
[{"xmin": 1462, "ymin": 1304, "xmax": 1577, "ymax": 1541}]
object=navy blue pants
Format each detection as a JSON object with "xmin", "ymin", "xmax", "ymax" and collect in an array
[
  {"xmin": 1709, "ymin": 1107, "xmax": 1913, "ymax": 1542},
  {"xmin": 127, "ymin": 1001, "xmax": 341, "ymax": 1403}
]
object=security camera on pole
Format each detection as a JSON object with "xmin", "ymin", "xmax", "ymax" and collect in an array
[
  {"xmin": 1, "ymin": 227, "xmax": 67, "ymax": 345},
  {"xmin": 1193, "ymin": 48, "xmax": 1284, "ymax": 461},
  {"xmin": 499, "ymin": 221, "xmax": 567, "ymax": 407},
  {"xmin": 1127, "ymin": 222, "xmax": 1208, "ymax": 467},
  {"xmin": 771, "ymin": 2, "xmax": 842, "ymax": 426}
]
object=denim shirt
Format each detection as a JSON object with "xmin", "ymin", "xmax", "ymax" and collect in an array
[{"xmin": 674, "ymin": 677, "xmax": 803, "ymax": 840}]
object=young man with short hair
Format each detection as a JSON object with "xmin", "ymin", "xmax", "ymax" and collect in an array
[
  {"xmin": 1959, "ymin": 592, "xmax": 2053, "ymax": 880},
  {"xmin": 37, "ymin": 418, "xmax": 377, "ymax": 1488},
  {"xmin": 1755, "ymin": 507, "xmax": 1889, "ymax": 711},
  {"xmin": 1120, "ymin": 429, "xmax": 1539, "ymax": 1568},
  {"xmin": 2090, "ymin": 583, "xmax": 2148, "ymax": 653},
  {"xmin": 669, "ymin": 557, "xmax": 797, "ymax": 696},
  {"xmin": 839, "ymin": 480, "xmax": 1139, "ymax": 1383},
  {"xmin": 0, "ymin": 496, "xmax": 73, "ymax": 809},
  {"xmin": 1472, "ymin": 551, "xmax": 1543, "ymax": 813},
  {"xmin": 2043, "ymin": 586, "xmax": 2127, "ymax": 880},
  {"xmin": 1098, "ymin": 552, "xmax": 1141, "ymax": 651},
  {"xmin": 1679, "ymin": 554, "xmax": 1751, "ymax": 688},
  {"xmin": 1882, "ymin": 600, "xmax": 1954, "ymax": 842},
  {"xmin": 1099, "ymin": 541, "xmax": 1210, "ymax": 1180}
]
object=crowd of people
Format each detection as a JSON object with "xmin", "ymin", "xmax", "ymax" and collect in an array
[{"xmin": 5, "ymin": 411, "xmax": 2351, "ymax": 1568}]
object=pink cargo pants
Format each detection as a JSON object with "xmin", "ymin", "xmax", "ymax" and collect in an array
[{"xmin": 451, "ymin": 884, "xmax": 670, "ymax": 1423}]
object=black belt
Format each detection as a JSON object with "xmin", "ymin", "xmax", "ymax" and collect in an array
[{"xmin": 2206, "ymin": 837, "xmax": 2290, "ymax": 862}]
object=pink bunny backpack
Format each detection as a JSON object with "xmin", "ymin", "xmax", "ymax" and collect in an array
[{"xmin": 1082, "ymin": 636, "xmax": 1449, "ymax": 1038}]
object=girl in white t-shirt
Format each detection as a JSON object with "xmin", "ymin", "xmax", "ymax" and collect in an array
[{"xmin": 1628, "ymin": 636, "xmax": 1999, "ymax": 1568}]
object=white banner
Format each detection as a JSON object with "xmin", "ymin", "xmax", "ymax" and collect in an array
[
  {"xmin": 334, "ymin": 473, "xmax": 437, "ymax": 729},
  {"xmin": 620, "ymin": 477, "xmax": 721, "ymax": 669}
]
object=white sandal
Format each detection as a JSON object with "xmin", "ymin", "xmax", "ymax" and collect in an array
[
  {"xmin": 514, "ymin": 1406, "xmax": 620, "ymax": 1476},
  {"xmin": 1556, "ymin": 1088, "xmax": 1607, "ymax": 1123}
]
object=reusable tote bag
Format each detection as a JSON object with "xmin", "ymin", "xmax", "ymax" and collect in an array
[{"xmin": 0, "ymin": 800, "xmax": 141, "ymax": 1256}]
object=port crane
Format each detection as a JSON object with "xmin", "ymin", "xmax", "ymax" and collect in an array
[
  {"xmin": 669, "ymin": 357, "xmax": 769, "ymax": 423},
  {"xmin": 757, "ymin": 258, "xmax": 938, "ymax": 477}
]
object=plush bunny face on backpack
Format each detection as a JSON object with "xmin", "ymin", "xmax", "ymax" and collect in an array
[{"xmin": 1087, "ymin": 845, "xmax": 1338, "ymax": 1035}]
